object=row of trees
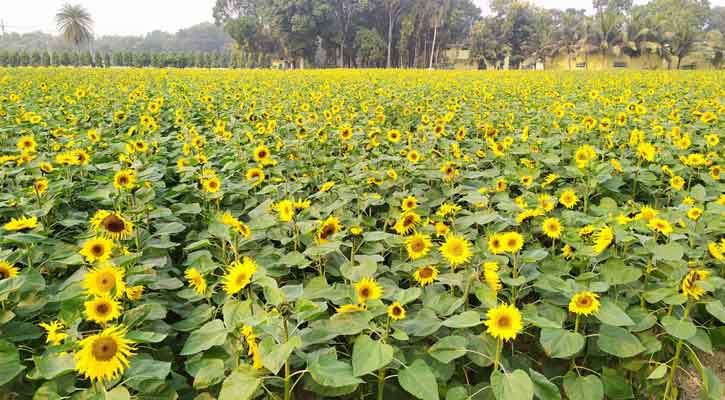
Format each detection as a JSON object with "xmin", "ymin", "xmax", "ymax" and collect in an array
[
  {"xmin": 0, "ymin": 50, "xmax": 269, "ymax": 69},
  {"xmin": 213, "ymin": 0, "xmax": 481, "ymax": 68},
  {"xmin": 472, "ymin": 0, "xmax": 724, "ymax": 69},
  {"xmin": 213, "ymin": 0, "xmax": 725, "ymax": 69}
]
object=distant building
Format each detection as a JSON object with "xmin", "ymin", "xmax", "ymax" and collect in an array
[{"xmin": 440, "ymin": 46, "xmax": 479, "ymax": 70}]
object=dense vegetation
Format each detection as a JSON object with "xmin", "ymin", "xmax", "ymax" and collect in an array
[{"xmin": 0, "ymin": 67, "xmax": 723, "ymax": 399}]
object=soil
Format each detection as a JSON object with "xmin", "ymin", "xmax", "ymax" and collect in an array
[{"xmin": 677, "ymin": 350, "xmax": 725, "ymax": 400}]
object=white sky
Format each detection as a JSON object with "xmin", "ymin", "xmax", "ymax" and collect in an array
[{"xmin": 1, "ymin": 0, "xmax": 724, "ymax": 37}]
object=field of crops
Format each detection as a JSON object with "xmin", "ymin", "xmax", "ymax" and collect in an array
[{"xmin": 0, "ymin": 68, "xmax": 723, "ymax": 399}]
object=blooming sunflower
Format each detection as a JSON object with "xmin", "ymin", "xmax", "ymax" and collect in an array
[
  {"xmin": 568, "ymin": 292, "xmax": 600, "ymax": 315},
  {"xmin": 708, "ymin": 242, "xmax": 724, "ymax": 261},
  {"xmin": 83, "ymin": 263, "xmax": 125, "ymax": 298},
  {"xmin": 387, "ymin": 301, "xmax": 406, "ymax": 321},
  {"xmin": 91, "ymin": 210, "xmax": 134, "ymax": 240},
  {"xmin": 3, "ymin": 215, "xmax": 39, "ymax": 231},
  {"xmin": 39, "ymin": 320, "xmax": 68, "ymax": 346},
  {"xmin": 681, "ymin": 269, "xmax": 710, "ymax": 300},
  {"xmin": 0, "ymin": 260, "xmax": 19, "ymax": 280},
  {"xmin": 125, "ymin": 286, "xmax": 144, "ymax": 301},
  {"xmin": 320, "ymin": 181, "xmax": 335, "ymax": 193},
  {"xmin": 253, "ymin": 144, "xmax": 271, "ymax": 164},
  {"xmin": 79, "ymin": 237, "xmax": 115, "ymax": 264},
  {"xmin": 405, "ymin": 233, "xmax": 432, "ymax": 260},
  {"xmin": 33, "ymin": 178, "xmax": 49, "ymax": 195},
  {"xmin": 502, "ymin": 232, "xmax": 524, "ymax": 253},
  {"xmin": 355, "ymin": 277, "xmax": 383, "ymax": 303},
  {"xmin": 440, "ymin": 234, "xmax": 473, "ymax": 267},
  {"xmin": 401, "ymin": 195, "xmax": 418, "ymax": 211},
  {"xmin": 113, "ymin": 169, "xmax": 136, "ymax": 190},
  {"xmin": 647, "ymin": 218, "xmax": 672, "ymax": 236},
  {"xmin": 222, "ymin": 257, "xmax": 257, "ymax": 295},
  {"xmin": 84, "ymin": 295, "xmax": 122, "ymax": 324},
  {"xmin": 336, "ymin": 303, "xmax": 368, "ymax": 314},
  {"xmin": 542, "ymin": 217, "xmax": 562, "ymax": 239},
  {"xmin": 484, "ymin": 303, "xmax": 523, "ymax": 342},
  {"xmin": 74, "ymin": 325, "xmax": 135, "ymax": 382},
  {"xmin": 184, "ymin": 267, "xmax": 207, "ymax": 295},
  {"xmin": 687, "ymin": 207, "xmax": 703, "ymax": 221},
  {"xmin": 413, "ymin": 266, "xmax": 439, "ymax": 287},
  {"xmin": 559, "ymin": 189, "xmax": 579, "ymax": 209},
  {"xmin": 274, "ymin": 200, "xmax": 296, "ymax": 222},
  {"xmin": 487, "ymin": 233, "xmax": 505, "ymax": 255},
  {"xmin": 202, "ymin": 176, "xmax": 221, "ymax": 193},
  {"xmin": 483, "ymin": 262, "xmax": 502, "ymax": 293},
  {"xmin": 592, "ymin": 225, "xmax": 614, "ymax": 255},
  {"xmin": 317, "ymin": 216, "xmax": 342, "ymax": 243},
  {"xmin": 394, "ymin": 211, "xmax": 421, "ymax": 235}
]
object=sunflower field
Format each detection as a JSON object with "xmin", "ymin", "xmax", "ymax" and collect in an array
[{"xmin": 0, "ymin": 68, "xmax": 723, "ymax": 400}]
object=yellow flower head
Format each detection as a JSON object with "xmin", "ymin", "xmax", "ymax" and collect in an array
[
  {"xmin": 84, "ymin": 295, "xmax": 122, "ymax": 324},
  {"xmin": 502, "ymin": 231, "xmax": 524, "ymax": 254},
  {"xmin": 185, "ymin": 267, "xmax": 207, "ymax": 295},
  {"xmin": 336, "ymin": 303, "xmax": 368, "ymax": 314},
  {"xmin": 647, "ymin": 218, "xmax": 672, "ymax": 236},
  {"xmin": 387, "ymin": 301, "xmax": 406, "ymax": 321},
  {"xmin": 413, "ymin": 266, "xmax": 439, "ymax": 287},
  {"xmin": 83, "ymin": 263, "xmax": 125, "ymax": 298},
  {"xmin": 80, "ymin": 237, "xmax": 115, "ymax": 264},
  {"xmin": 0, "ymin": 260, "xmax": 19, "ymax": 280},
  {"xmin": 542, "ymin": 217, "xmax": 562, "ymax": 239},
  {"xmin": 74, "ymin": 325, "xmax": 135, "ymax": 382},
  {"xmin": 317, "ymin": 216, "xmax": 343, "ymax": 244},
  {"xmin": 484, "ymin": 303, "xmax": 523, "ymax": 342},
  {"xmin": 440, "ymin": 234, "xmax": 473, "ymax": 267},
  {"xmin": 681, "ymin": 269, "xmax": 711, "ymax": 300},
  {"xmin": 39, "ymin": 320, "xmax": 68, "ymax": 346},
  {"xmin": 401, "ymin": 195, "xmax": 418, "ymax": 211},
  {"xmin": 406, "ymin": 232, "xmax": 432, "ymax": 260},
  {"xmin": 394, "ymin": 211, "xmax": 421, "ymax": 235},
  {"xmin": 592, "ymin": 225, "xmax": 614, "ymax": 255},
  {"xmin": 568, "ymin": 292, "xmax": 600, "ymax": 315},
  {"xmin": 222, "ymin": 257, "xmax": 257, "ymax": 295},
  {"xmin": 355, "ymin": 277, "xmax": 382, "ymax": 303},
  {"xmin": 3, "ymin": 215, "xmax": 39, "ymax": 231},
  {"xmin": 91, "ymin": 210, "xmax": 134, "ymax": 241},
  {"xmin": 113, "ymin": 169, "xmax": 136, "ymax": 190},
  {"xmin": 483, "ymin": 262, "xmax": 502, "ymax": 293}
]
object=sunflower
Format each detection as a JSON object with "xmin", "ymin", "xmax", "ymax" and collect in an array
[
  {"xmin": 387, "ymin": 301, "xmax": 406, "ymax": 321},
  {"xmin": 435, "ymin": 222, "xmax": 449, "ymax": 237},
  {"xmin": 708, "ymin": 242, "xmax": 724, "ymax": 261},
  {"xmin": 185, "ymin": 267, "xmax": 207, "ymax": 295},
  {"xmin": 502, "ymin": 232, "xmax": 524, "ymax": 253},
  {"xmin": 559, "ymin": 189, "xmax": 579, "ymax": 209},
  {"xmin": 274, "ymin": 200, "xmax": 296, "ymax": 222},
  {"xmin": 75, "ymin": 325, "xmax": 135, "ymax": 382},
  {"xmin": 17, "ymin": 135, "xmax": 37, "ymax": 152},
  {"xmin": 483, "ymin": 262, "xmax": 502, "ymax": 293},
  {"xmin": 488, "ymin": 233, "xmax": 505, "ymax": 255},
  {"xmin": 317, "ymin": 216, "xmax": 343, "ymax": 243},
  {"xmin": 401, "ymin": 195, "xmax": 418, "ymax": 211},
  {"xmin": 387, "ymin": 129, "xmax": 401, "ymax": 143},
  {"xmin": 568, "ymin": 292, "xmax": 600, "ymax": 315},
  {"xmin": 125, "ymin": 286, "xmax": 144, "ymax": 301},
  {"xmin": 670, "ymin": 176, "xmax": 685, "ymax": 190},
  {"xmin": 687, "ymin": 207, "xmax": 703, "ymax": 221},
  {"xmin": 0, "ymin": 261, "xmax": 19, "ymax": 279},
  {"xmin": 320, "ymin": 181, "xmax": 335, "ymax": 193},
  {"xmin": 355, "ymin": 277, "xmax": 382, "ymax": 303},
  {"xmin": 637, "ymin": 206, "xmax": 658, "ymax": 221},
  {"xmin": 84, "ymin": 295, "xmax": 122, "ymax": 324},
  {"xmin": 83, "ymin": 263, "xmax": 125, "ymax": 298},
  {"xmin": 113, "ymin": 169, "xmax": 136, "ymax": 190},
  {"xmin": 3, "ymin": 215, "xmax": 39, "ymax": 231},
  {"xmin": 202, "ymin": 176, "xmax": 221, "ymax": 193},
  {"xmin": 413, "ymin": 266, "xmax": 438, "ymax": 286},
  {"xmin": 542, "ymin": 217, "xmax": 562, "ymax": 239},
  {"xmin": 336, "ymin": 303, "xmax": 367, "ymax": 314},
  {"xmin": 241, "ymin": 326, "xmax": 263, "ymax": 369},
  {"xmin": 80, "ymin": 237, "xmax": 115, "ymax": 264},
  {"xmin": 484, "ymin": 303, "xmax": 523, "ymax": 342},
  {"xmin": 222, "ymin": 257, "xmax": 258, "ymax": 295},
  {"xmin": 407, "ymin": 150, "xmax": 421, "ymax": 163},
  {"xmin": 91, "ymin": 210, "xmax": 134, "ymax": 240},
  {"xmin": 592, "ymin": 225, "xmax": 614, "ymax": 254},
  {"xmin": 39, "ymin": 320, "xmax": 68, "ymax": 346},
  {"xmin": 647, "ymin": 218, "xmax": 672, "ymax": 236},
  {"xmin": 33, "ymin": 178, "xmax": 49, "ymax": 195},
  {"xmin": 253, "ymin": 144, "xmax": 271, "ymax": 164},
  {"xmin": 562, "ymin": 244, "xmax": 575, "ymax": 259},
  {"xmin": 681, "ymin": 269, "xmax": 710, "ymax": 300},
  {"xmin": 406, "ymin": 233, "xmax": 432, "ymax": 260},
  {"xmin": 394, "ymin": 211, "xmax": 421, "ymax": 235},
  {"xmin": 440, "ymin": 234, "xmax": 473, "ymax": 267},
  {"xmin": 245, "ymin": 167, "xmax": 265, "ymax": 187}
]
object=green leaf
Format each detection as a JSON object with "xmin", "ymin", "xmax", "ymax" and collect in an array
[
  {"xmin": 192, "ymin": 359, "xmax": 226, "ymax": 389},
  {"xmin": 491, "ymin": 369, "xmax": 534, "ymax": 400},
  {"xmin": 661, "ymin": 316, "xmax": 696, "ymax": 340},
  {"xmin": 647, "ymin": 364, "xmax": 667, "ymax": 379},
  {"xmin": 106, "ymin": 386, "xmax": 131, "ymax": 400},
  {"xmin": 602, "ymin": 367, "xmax": 634, "ymax": 400},
  {"xmin": 309, "ymin": 355, "xmax": 364, "ymax": 388},
  {"xmin": 540, "ymin": 328, "xmax": 585, "ymax": 359},
  {"xmin": 563, "ymin": 373, "xmax": 603, "ymax": 400},
  {"xmin": 0, "ymin": 340, "xmax": 24, "ymax": 385},
  {"xmin": 352, "ymin": 335, "xmax": 393, "ymax": 377},
  {"xmin": 596, "ymin": 299, "xmax": 634, "ymax": 326},
  {"xmin": 32, "ymin": 352, "xmax": 75, "ymax": 379},
  {"xmin": 653, "ymin": 243, "xmax": 683, "ymax": 261},
  {"xmin": 153, "ymin": 222, "xmax": 186, "ymax": 236},
  {"xmin": 428, "ymin": 335, "xmax": 468, "ymax": 363},
  {"xmin": 398, "ymin": 359, "xmax": 439, "ymax": 400},
  {"xmin": 123, "ymin": 356, "xmax": 171, "ymax": 390},
  {"xmin": 442, "ymin": 310, "xmax": 481, "ymax": 328},
  {"xmin": 705, "ymin": 301, "xmax": 725, "ymax": 323},
  {"xmin": 219, "ymin": 367, "xmax": 260, "ymax": 400},
  {"xmin": 601, "ymin": 260, "xmax": 641, "ymax": 285},
  {"xmin": 180, "ymin": 319, "xmax": 227, "ymax": 355},
  {"xmin": 529, "ymin": 369, "xmax": 561, "ymax": 400},
  {"xmin": 701, "ymin": 367, "xmax": 723, "ymax": 400},
  {"xmin": 597, "ymin": 325, "xmax": 645, "ymax": 358},
  {"xmin": 261, "ymin": 336, "xmax": 302, "ymax": 375}
]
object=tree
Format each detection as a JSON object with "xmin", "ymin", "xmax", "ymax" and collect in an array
[
  {"xmin": 55, "ymin": 3, "xmax": 94, "ymax": 65},
  {"xmin": 591, "ymin": 0, "xmax": 632, "ymax": 67}
]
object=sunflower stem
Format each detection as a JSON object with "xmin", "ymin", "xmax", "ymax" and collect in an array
[
  {"xmin": 493, "ymin": 338, "xmax": 502, "ymax": 372},
  {"xmin": 664, "ymin": 302, "xmax": 692, "ymax": 400},
  {"xmin": 377, "ymin": 317, "xmax": 392, "ymax": 400},
  {"xmin": 283, "ymin": 316, "xmax": 292, "ymax": 400}
]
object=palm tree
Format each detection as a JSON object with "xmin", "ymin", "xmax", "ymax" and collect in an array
[{"xmin": 55, "ymin": 3, "xmax": 93, "ymax": 66}]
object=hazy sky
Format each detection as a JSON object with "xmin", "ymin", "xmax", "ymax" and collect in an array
[{"xmin": 1, "ymin": 0, "xmax": 724, "ymax": 37}]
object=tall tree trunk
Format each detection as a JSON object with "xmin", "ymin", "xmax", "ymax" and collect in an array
[
  {"xmin": 386, "ymin": 12, "xmax": 394, "ymax": 68},
  {"xmin": 676, "ymin": 55, "xmax": 682, "ymax": 69},
  {"xmin": 429, "ymin": 23, "xmax": 438, "ymax": 69},
  {"xmin": 567, "ymin": 49, "xmax": 571, "ymax": 70},
  {"xmin": 339, "ymin": 38, "xmax": 344, "ymax": 68}
]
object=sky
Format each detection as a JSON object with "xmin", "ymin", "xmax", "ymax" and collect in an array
[{"xmin": 1, "ymin": 0, "xmax": 724, "ymax": 37}]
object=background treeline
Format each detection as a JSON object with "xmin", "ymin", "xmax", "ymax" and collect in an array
[{"xmin": 0, "ymin": 49, "xmax": 268, "ymax": 68}]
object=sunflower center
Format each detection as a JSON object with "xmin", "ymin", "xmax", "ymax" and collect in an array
[
  {"xmin": 95, "ymin": 302, "xmax": 110, "ymax": 316},
  {"xmin": 91, "ymin": 244, "xmax": 105, "ymax": 256},
  {"xmin": 411, "ymin": 239, "xmax": 425, "ymax": 252},
  {"xmin": 577, "ymin": 297, "xmax": 591, "ymax": 307},
  {"xmin": 118, "ymin": 176, "xmax": 129, "ymax": 185},
  {"xmin": 91, "ymin": 337, "xmax": 119, "ymax": 361},
  {"xmin": 360, "ymin": 287, "xmax": 370, "ymax": 297},
  {"xmin": 496, "ymin": 315, "xmax": 512, "ymax": 329},
  {"xmin": 97, "ymin": 272, "xmax": 116, "ymax": 291},
  {"xmin": 235, "ymin": 272, "xmax": 248, "ymax": 286},
  {"xmin": 320, "ymin": 225, "xmax": 335, "ymax": 240},
  {"xmin": 102, "ymin": 215, "xmax": 126, "ymax": 233},
  {"xmin": 419, "ymin": 267, "xmax": 433, "ymax": 279},
  {"xmin": 392, "ymin": 306, "xmax": 402, "ymax": 316},
  {"xmin": 0, "ymin": 267, "xmax": 9, "ymax": 279},
  {"xmin": 258, "ymin": 150, "xmax": 267, "ymax": 158},
  {"xmin": 403, "ymin": 215, "xmax": 415, "ymax": 226}
]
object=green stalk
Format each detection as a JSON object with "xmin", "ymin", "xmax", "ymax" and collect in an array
[
  {"xmin": 283, "ymin": 317, "xmax": 292, "ymax": 400},
  {"xmin": 493, "ymin": 338, "xmax": 503, "ymax": 372},
  {"xmin": 377, "ymin": 317, "xmax": 392, "ymax": 400},
  {"xmin": 664, "ymin": 303, "xmax": 691, "ymax": 400}
]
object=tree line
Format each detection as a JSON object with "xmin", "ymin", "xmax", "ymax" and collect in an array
[{"xmin": 213, "ymin": 0, "xmax": 725, "ymax": 69}]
